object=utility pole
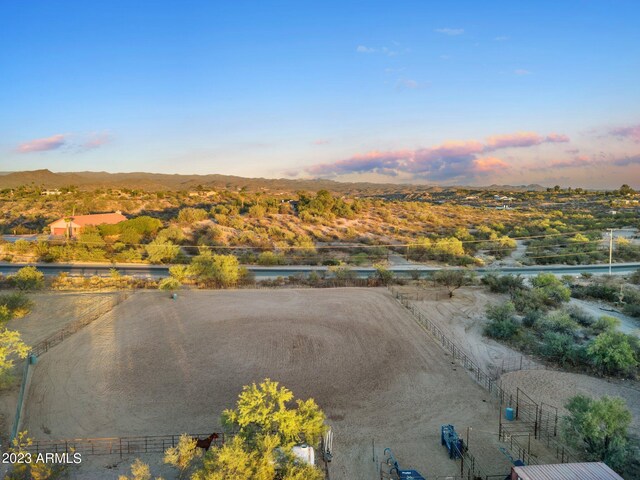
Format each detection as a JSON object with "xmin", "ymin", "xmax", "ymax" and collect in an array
[{"xmin": 608, "ymin": 228, "xmax": 614, "ymax": 275}]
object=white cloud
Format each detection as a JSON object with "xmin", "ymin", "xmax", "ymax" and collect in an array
[
  {"xmin": 356, "ymin": 45, "xmax": 376, "ymax": 53},
  {"xmin": 435, "ymin": 28, "xmax": 464, "ymax": 36}
]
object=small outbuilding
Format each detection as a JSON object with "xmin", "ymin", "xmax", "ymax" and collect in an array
[{"xmin": 511, "ymin": 462, "xmax": 623, "ymax": 480}]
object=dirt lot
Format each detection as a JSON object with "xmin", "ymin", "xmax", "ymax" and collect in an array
[
  {"xmin": 0, "ymin": 292, "xmax": 123, "ymax": 441},
  {"xmin": 396, "ymin": 286, "xmax": 536, "ymax": 377},
  {"xmin": 22, "ymin": 288, "xmax": 508, "ymax": 479},
  {"xmin": 501, "ymin": 369, "xmax": 640, "ymax": 431}
]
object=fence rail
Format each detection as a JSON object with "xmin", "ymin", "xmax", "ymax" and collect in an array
[
  {"xmin": 23, "ymin": 433, "xmax": 226, "ymax": 457},
  {"xmin": 388, "ymin": 287, "xmax": 580, "ymax": 466},
  {"xmin": 30, "ymin": 291, "xmax": 129, "ymax": 357},
  {"xmin": 11, "ymin": 291, "xmax": 130, "ymax": 441}
]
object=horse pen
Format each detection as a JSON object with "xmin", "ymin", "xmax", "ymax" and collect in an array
[{"xmin": 16, "ymin": 288, "xmax": 518, "ymax": 479}]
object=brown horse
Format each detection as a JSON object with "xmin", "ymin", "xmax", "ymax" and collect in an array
[{"xmin": 194, "ymin": 432, "xmax": 219, "ymax": 451}]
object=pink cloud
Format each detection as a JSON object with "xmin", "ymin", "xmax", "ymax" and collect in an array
[
  {"xmin": 305, "ymin": 130, "xmax": 569, "ymax": 182},
  {"xmin": 16, "ymin": 134, "xmax": 66, "ymax": 153},
  {"xmin": 485, "ymin": 132, "xmax": 544, "ymax": 149},
  {"xmin": 473, "ymin": 156, "xmax": 510, "ymax": 174},
  {"xmin": 82, "ymin": 133, "xmax": 112, "ymax": 150},
  {"xmin": 546, "ymin": 133, "xmax": 570, "ymax": 143},
  {"xmin": 610, "ymin": 124, "xmax": 640, "ymax": 143},
  {"xmin": 548, "ymin": 155, "xmax": 594, "ymax": 169},
  {"xmin": 312, "ymin": 139, "xmax": 330, "ymax": 145},
  {"xmin": 484, "ymin": 131, "xmax": 569, "ymax": 151}
]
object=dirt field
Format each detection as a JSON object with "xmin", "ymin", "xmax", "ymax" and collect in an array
[
  {"xmin": 0, "ymin": 292, "xmax": 123, "ymax": 441},
  {"xmin": 396, "ymin": 286, "xmax": 536, "ymax": 377},
  {"xmin": 501, "ymin": 369, "xmax": 640, "ymax": 431},
  {"xmin": 22, "ymin": 288, "xmax": 507, "ymax": 479}
]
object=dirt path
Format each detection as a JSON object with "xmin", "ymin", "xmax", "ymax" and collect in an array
[
  {"xmin": 397, "ymin": 286, "xmax": 536, "ymax": 377},
  {"xmin": 23, "ymin": 288, "xmax": 507, "ymax": 479}
]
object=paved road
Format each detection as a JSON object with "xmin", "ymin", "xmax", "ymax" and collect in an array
[{"xmin": 0, "ymin": 262, "xmax": 638, "ymax": 279}]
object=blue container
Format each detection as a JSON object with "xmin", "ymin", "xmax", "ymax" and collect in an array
[
  {"xmin": 505, "ymin": 407, "xmax": 515, "ymax": 421},
  {"xmin": 29, "ymin": 354, "xmax": 38, "ymax": 365}
]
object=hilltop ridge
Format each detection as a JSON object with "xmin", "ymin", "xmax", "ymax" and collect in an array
[{"xmin": 0, "ymin": 170, "xmax": 546, "ymax": 194}]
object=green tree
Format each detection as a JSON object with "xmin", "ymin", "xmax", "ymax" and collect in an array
[
  {"xmin": 169, "ymin": 265, "xmax": 188, "ymax": 282},
  {"xmin": 192, "ymin": 435, "xmax": 278, "ymax": 480},
  {"xmin": 373, "ymin": 264, "xmax": 394, "ymax": 285},
  {"xmin": 118, "ymin": 458, "xmax": 163, "ymax": 480},
  {"xmin": 433, "ymin": 269, "xmax": 470, "ymax": 297},
  {"xmin": 0, "ymin": 328, "xmax": 30, "ymax": 385},
  {"xmin": 562, "ymin": 395, "xmax": 632, "ymax": 472},
  {"xmin": 164, "ymin": 433, "xmax": 201, "ymax": 479},
  {"xmin": 187, "ymin": 252, "xmax": 240, "ymax": 287},
  {"xmin": 11, "ymin": 266, "xmax": 45, "ymax": 291},
  {"xmin": 530, "ymin": 273, "xmax": 570, "ymax": 307},
  {"xmin": 587, "ymin": 331, "xmax": 637, "ymax": 376},
  {"xmin": 177, "ymin": 207, "xmax": 209, "ymax": 225},
  {"xmin": 221, "ymin": 378, "xmax": 326, "ymax": 449},
  {"xmin": 193, "ymin": 380, "xmax": 326, "ymax": 480},
  {"xmin": 484, "ymin": 302, "xmax": 520, "ymax": 339},
  {"xmin": 6, "ymin": 431, "xmax": 68, "ymax": 480},
  {"xmin": 158, "ymin": 277, "xmax": 181, "ymax": 291},
  {"xmin": 145, "ymin": 239, "xmax": 180, "ymax": 264}
]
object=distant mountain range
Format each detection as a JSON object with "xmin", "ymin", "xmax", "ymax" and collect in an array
[{"xmin": 0, "ymin": 169, "xmax": 547, "ymax": 194}]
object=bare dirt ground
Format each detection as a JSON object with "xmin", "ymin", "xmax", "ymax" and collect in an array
[
  {"xmin": 500, "ymin": 370, "xmax": 640, "ymax": 431},
  {"xmin": 22, "ymin": 288, "xmax": 509, "ymax": 479},
  {"xmin": 395, "ymin": 285, "xmax": 537, "ymax": 377},
  {"xmin": 0, "ymin": 292, "xmax": 122, "ymax": 441}
]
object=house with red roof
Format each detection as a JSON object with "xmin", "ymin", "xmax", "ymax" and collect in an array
[{"xmin": 49, "ymin": 211, "xmax": 127, "ymax": 237}]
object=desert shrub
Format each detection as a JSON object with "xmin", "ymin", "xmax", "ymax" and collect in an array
[
  {"xmin": 536, "ymin": 311, "xmax": 580, "ymax": 336},
  {"xmin": 349, "ymin": 252, "xmax": 368, "ymax": 266},
  {"xmin": 512, "ymin": 288, "xmax": 546, "ymax": 313},
  {"xmin": 530, "ymin": 273, "xmax": 570, "ymax": 307},
  {"xmin": 0, "ymin": 293, "xmax": 33, "ymax": 320},
  {"xmin": 482, "ymin": 273, "xmax": 525, "ymax": 295},
  {"xmin": 622, "ymin": 303, "xmax": 640, "ymax": 318},
  {"xmin": 145, "ymin": 239, "xmax": 180, "ymax": 264},
  {"xmin": 571, "ymin": 283, "xmax": 620, "ymax": 302},
  {"xmin": 592, "ymin": 315, "xmax": 621, "ymax": 334},
  {"xmin": 539, "ymin": 331, "xmax": 586, "ymax": 366},
  {"xmin": 187, "ymin": 252, "xmax": 240, "ymax": 287},
  {"xmin": 522, "ymin": 309, "xmax": 543, "ymax": 328},
  {"xmin": 484, "ymin": 302, "xmax": 520, "ymax": 339},
  {"xmin": 177, "ymin": 207, "xmax": 208, "ymax": 225},
  {"xmin": 562, "ymin": 395, "xmax": 632, "ymax": 473},
  {"xmin": 158, "ymin": 277, "xmax": 181, "ymax": 291},
  {"xmin": 587, "ymin": 331, "xmax": 638, "ymax": 376},
  {"xmin": 11, "ymin": 266, "xmax": 44, "ymax": 291},
  {"xmin": 257, "ymin": 251, "xmax": 286, "ymax": 266},
  {"xmin": 564, "ymin": 304, "xmax": 595, "ymax": 327},
  {"xmin": 373, "ymin": 264, "xmax": 394, "ymax": 285},
  {"xmin": 630, "ymin": 269, "xmax": 640, "ymax": 285}
]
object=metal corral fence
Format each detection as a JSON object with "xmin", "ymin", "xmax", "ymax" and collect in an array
[
  {"xmin": 23, "ymin": 433, "xmax": 226, "ymax": 458},
  {"xmin": 388, "ymin": 287, "xmax": 580, "ymax": 465},
  {"xmin": 30, "ymin": 291, "xmax": 130, "ymax": 356},
  {"xmin": 10, "ymin": 291, "xmax": 131, "ymax": 441},
  {"xmin": 499, "ymin": 354, "xmax": 545, "ymax": 376}
]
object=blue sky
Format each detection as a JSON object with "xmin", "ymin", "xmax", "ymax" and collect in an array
[{"xmin": 1, "ymin": 1, "xmax": 639, "ymax": 187}]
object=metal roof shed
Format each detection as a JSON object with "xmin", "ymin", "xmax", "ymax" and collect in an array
[{"xmin": 511, "ymin": 462, "xmax": 623, "ymax": 480}]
